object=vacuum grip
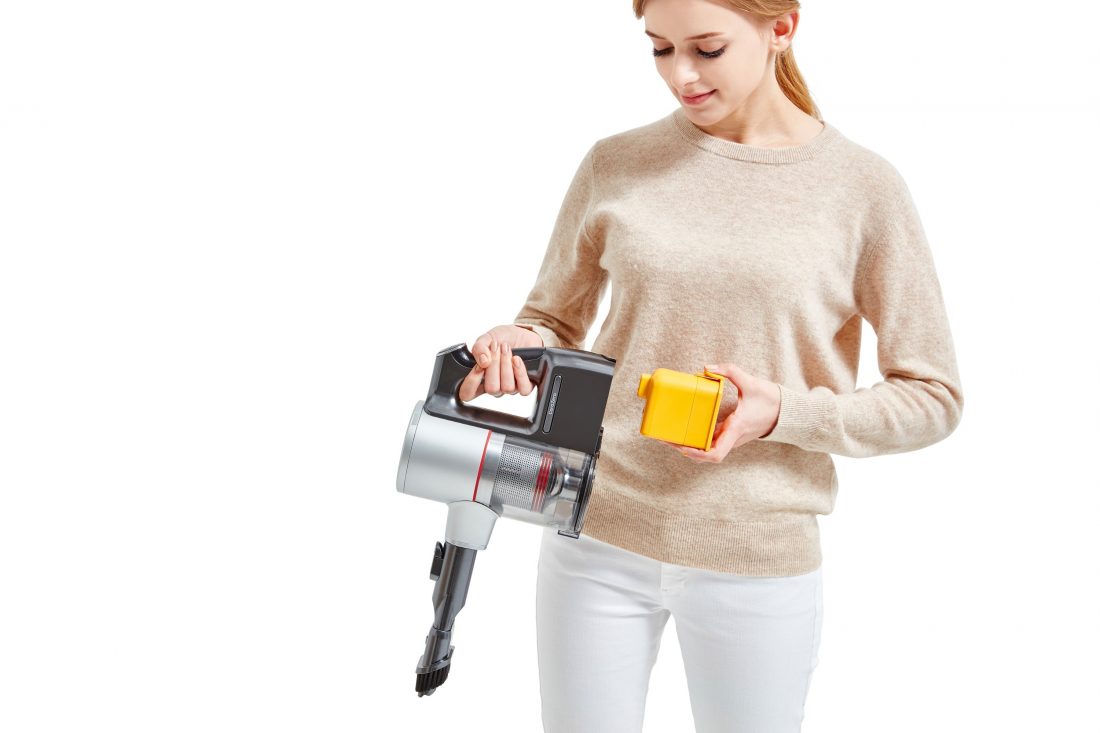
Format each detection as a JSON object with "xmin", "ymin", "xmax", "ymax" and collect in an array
[
  {"xmin": 423, "ymin": 342, "xmax": 615, "ymax": 453},
  {"xmin": 448, "ymin": 343, "xmax": 544, "ymax": 385},
  {"xmin": 425, "ymin": 343, "xmax": 548, "ymax": 435}
]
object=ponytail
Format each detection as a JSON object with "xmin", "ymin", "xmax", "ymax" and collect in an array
[{"xmin": 775, "ymin": 47, "xmax": 820, "ymax": 120}]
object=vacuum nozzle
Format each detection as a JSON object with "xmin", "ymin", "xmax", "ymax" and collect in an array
[
  {"xmin": 414, "ymin": 541, "xmax": 476, "ymax": 697},
  {"xmin": 415, "ymin": 625, "xmax": 455, "ymax": 697},
  {"xmin": 415, "ymin": 660, "xmax": 451, "ymax": 697}
]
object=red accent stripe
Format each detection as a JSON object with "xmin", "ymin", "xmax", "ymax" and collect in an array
[
  {"xmin": 473, "ymin": 430, "xmax": 492, "ymax": 502},
  {"xmin": 533, "ymin": 451, "xmax": 551, "ymax": 512}
]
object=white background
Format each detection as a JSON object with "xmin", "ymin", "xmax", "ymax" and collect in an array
[{"xmin": 2, "ymin": 1, "xmax": 1098, "ymax": 731}]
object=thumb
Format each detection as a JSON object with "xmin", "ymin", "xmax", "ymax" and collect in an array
[
  {"xmin": 470, "ymin": 334, "xmax": 494, "ymax": 367},
  {"xmin": 705, "ymin": 362, "xmax": 748, "ymax": 383},
  {"xmin": 705, "ymin": 363, "xmax": 747, "ymax": 400}
]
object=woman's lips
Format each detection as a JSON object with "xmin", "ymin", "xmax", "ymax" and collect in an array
[{"xmin": 682, "ymin": 90, "xmax": 715, "ymax": 105}]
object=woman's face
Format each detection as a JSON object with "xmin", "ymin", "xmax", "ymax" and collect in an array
[{"xmin": 644, "ymin": 0, "xmax": 790, "ymax": 124}]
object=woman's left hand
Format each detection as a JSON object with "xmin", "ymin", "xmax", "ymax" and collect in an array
[{"xmin": 674, "ymin": 363, "xmax": 781, "ymax": 463}]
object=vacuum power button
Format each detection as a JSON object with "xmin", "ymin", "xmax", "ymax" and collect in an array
[{"xmin": 542, "ymin": 375, "xmax": 563, "ymax": 433}]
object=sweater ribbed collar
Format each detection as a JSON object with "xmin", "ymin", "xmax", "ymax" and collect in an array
[{"xmin": 670, "ymin": 106, "xmax": 840, "ymax": 164}]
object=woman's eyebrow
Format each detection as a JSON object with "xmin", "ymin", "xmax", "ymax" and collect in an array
[{"xmin": 644, "ymin": 30, "xmax": 725, "ymax": 41}]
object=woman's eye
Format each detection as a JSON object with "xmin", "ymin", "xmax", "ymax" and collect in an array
[{"xmin": 652, "ymin": 46, "xmax": 726, "ymax": 59}]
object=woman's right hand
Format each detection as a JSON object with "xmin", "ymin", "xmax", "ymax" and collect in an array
[{"xmin": 459, "ymin": 325, "xmax": 544, "ymax": 402}]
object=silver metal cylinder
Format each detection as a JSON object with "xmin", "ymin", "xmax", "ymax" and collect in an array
[
  {"xmin": 397, "ymin": 401, "xmax": 595, "ymax": 535},
  {"xmin": 397, "ymin": 401, "xmax": 504, "ymax": 505}
]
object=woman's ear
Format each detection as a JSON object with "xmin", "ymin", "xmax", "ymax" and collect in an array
[{"xmin": 769, "ymin": 12, "xmax": 799, "ymax": 55}]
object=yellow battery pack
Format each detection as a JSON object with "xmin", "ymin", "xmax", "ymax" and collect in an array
[{"xmin": 636, "ymin": 368, "xmax": 725, "ymax": 451}]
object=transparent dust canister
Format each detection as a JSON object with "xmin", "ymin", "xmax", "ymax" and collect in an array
[{"xmin": 484, "ymin": 433, "xmax": 597, "ymax": 539}]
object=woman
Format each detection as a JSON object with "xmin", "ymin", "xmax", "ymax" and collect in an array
[{"xmin": 459, "ymin": 0, "xmax": 964, "ymax": 730}]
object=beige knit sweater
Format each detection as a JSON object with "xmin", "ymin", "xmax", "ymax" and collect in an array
[{"xmin": 513, "ymin": 107, "xmax": 964, "ymax": 576}]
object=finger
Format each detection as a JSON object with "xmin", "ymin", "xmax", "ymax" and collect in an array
[
  {"xmin": 710, "ymin": 363, "xmax": 751, "ymax": 398},
  {"xmin": 677, "ymin": 445, "xmax": 715, "ymax": 463},
  {"xmin": 514, "ymin": 353, "xmax": 534, "ymax": 396},
  {"xmin": 458, "ymin": 365, "xmax": 487, "ymax": 403},
  {"xmin": 711, "ymin": 415, "xmax": 740, "ymax": 455},
  {"xmin": 705, "ymin": 362, "xmax": 744, "ymax": 376},
  {"xmin": 706, "ymin": 363, "xmax": 742, "ymax": 385},
  {"xmin": 471, "ymin": 333, "xmax": 494, "ymax": 369},
  {"xmin": 484, "ymin": 340, "xmax": 501, "ymax": 396},
  {"xmin": 499, "ymin": 343, "xmax": 516, "ymax": 394}
]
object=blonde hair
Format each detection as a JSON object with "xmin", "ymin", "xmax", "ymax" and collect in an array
[{"xmin": 632, "ymin": 0, "xmax": 821, "ymax": 120}]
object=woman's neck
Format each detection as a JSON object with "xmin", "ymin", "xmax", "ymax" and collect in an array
[{"xmin": 693, "ymin": 79, "xmax": 822, "ymax": 148}]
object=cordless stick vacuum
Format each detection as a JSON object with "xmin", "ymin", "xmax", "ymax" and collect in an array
[{"xmin": 396, "ymin": 342, "xmax": 615, "ymax": 696}]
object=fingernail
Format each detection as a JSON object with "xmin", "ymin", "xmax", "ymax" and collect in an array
[{"xmin": 478, "ymin": 354, "xmax": 488, "ymax": 366}]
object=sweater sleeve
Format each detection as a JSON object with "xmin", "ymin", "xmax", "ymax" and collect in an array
[
  {"xmin": 758, "ymin": 176, "xmax": 964, "ymax": 457},
  {"xmin": 513, "ymin": 143, "xmax": 609, "ymax": 351}
]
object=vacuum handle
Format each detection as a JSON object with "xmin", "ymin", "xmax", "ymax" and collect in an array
[
  {"xmin": 425, "ymin": 343, "xmax": 550, "ymax": 435},
  {"xmin": 449, "ymin": 343, "xmax": 545, "ymax": 386},
  {"xmin": 423, "ymin": 342, "xmax": 615, "ymax": 452}
]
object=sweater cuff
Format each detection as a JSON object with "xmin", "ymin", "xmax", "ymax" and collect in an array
[
  {"xmin": 513, "ymin": 322, "xmax": 557, "ymax": 349},
  {"xmin": 757, "ymin": 384, "xmax": 830, "ymax": 448}
]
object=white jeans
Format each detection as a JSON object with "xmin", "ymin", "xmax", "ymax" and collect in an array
[{"xmin": 536, "ymin": 527, "xmax": 823, "ymax": 733}]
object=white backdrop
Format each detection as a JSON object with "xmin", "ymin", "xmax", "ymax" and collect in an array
[{"xmin": 2, "ymin": 1, "xmax": 1098, "ymax": 731}]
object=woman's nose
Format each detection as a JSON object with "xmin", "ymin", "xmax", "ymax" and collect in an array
[{"xmin": 669, "ymin": 55, "xmax": 701, "ymax": 87}]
